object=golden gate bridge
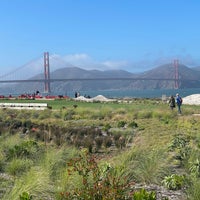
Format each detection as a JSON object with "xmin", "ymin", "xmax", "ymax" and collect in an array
[{"xmin": 0, "ymin": 52, "xmax": 187, "ymax": 93}]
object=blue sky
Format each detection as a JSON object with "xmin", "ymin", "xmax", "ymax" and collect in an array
[{"xmin": 0, "ymin": 0, "xmax": 200, "ymax": 74}]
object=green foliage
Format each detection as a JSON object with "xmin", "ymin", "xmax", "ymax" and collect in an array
[
  {"xmin": 19, "ymin": 191, "xmax": 33, "ymax": 200},
  {"xmin": 23, "ymin": 120, "xmax": 32, "ymax": 129},
  {"xmin": 169, "ymin": 135, "xmax": 191, "ymax": 166},
  {"xmin": 132, "ymin": 188, "xmax": 156, "ymax": 200},
  {"xmin": 0, "ymin": 151, "xmax": 5, "ymax": 171},
  {"xmin": 60, "ymin": 150, "xmax": 129, "ymax": 200},
  {"xmin": 10, "ymin": 119, "xmax": 22, "ymax": 129},
  {"xmin": 126, "ymin": 149, "xmax": 168, "ymax": 184},
  {"xmin": 102, "ymin": 123, "xmax": 111, "ymax": 131},
  {"xmin": 63, "ymin": 110, "xmax": 75, "ymax": 120},
  {"xmin": 137, "ymin": 111, "xmax": 153, "ymax": 119},
  {"xmin": 38, "ymin": 109, "xmax": 52, "ymax": 120},
  {"xmin": 2, "ymin": 166, "xmax": 54, "ymax": 200},
  {"xmin": 162, "ymin": 174, "xmax": 185, "ymax": 190},
  {"xmin": 117, "ymin": 120, "xmax": 126, "ymax": 128},
  {"xmin": 128, "ymin": 121, "xmax": 138, "ymax": 128},
  {"xmin": 189, "ymin": 158, "xmax": 200, "ymax": 177},
  {"xmin": 186, "ymin": 178, "xmax": 200, "ymax": 200},
  {"xmin": 6, "ymin": 158, "xmax": 33, "ymax": 176},
  {"xmin": 6, "ymin": 140, "xmax": 40, "ymax": 160},
  {"xmin": 169, "ymin": 135, "xmax": 189, "ymax": 150}
]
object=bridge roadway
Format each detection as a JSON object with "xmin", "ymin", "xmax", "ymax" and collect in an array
[{"xmin": 0, "ymin": 78, "xmax": 199, "ymax": 83}]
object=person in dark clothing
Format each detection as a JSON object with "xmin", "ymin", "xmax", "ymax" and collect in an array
[{"xmin": 169, "ymin": 95, "xmax": 176, "ymax": 110}]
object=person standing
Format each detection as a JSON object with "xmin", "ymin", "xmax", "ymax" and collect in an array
[
  {"xmin": 169, "ymin": 95, "xmax": 176, "ymax": 110},
  {"xmin": 176, "ymin": 93, "xmax": 182, "ymax": 114}
]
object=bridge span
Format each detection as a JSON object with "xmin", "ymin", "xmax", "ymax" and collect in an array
[
  {"xmin": 0, "ymin": 52, "xmax": 192, "ymax": 91},
  {"xmin": 0, "ymin": 77, "xmax": 198, "ymax": 83}
]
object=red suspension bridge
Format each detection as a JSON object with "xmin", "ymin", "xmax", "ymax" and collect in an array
[{"xmin": 0, "ymin": 52, "xmax": 185, "ymax": 93}]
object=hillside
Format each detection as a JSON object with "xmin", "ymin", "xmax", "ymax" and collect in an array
[
  {"xmin": 1, "ymin": 63, "xmax": 200, "ymax": 94},
  {"xmin": 135, "ymin": 63, "xmax": 200, "ymax": 89}
]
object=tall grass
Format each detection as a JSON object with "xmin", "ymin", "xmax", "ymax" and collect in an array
[
  {"xmin": 186, "ymin": 178, "xmax": 200, "ymax": 200},
  {"xmin": 122, "ymin": 147, "xmax": 170, "ymax": 184},
  {"xmin": 2, "ymin": 166, "xmax": 54, "ymax": 200},
  {"xmin": 2, "ymin": 145, "xmax": 78, "ymax": 200}
]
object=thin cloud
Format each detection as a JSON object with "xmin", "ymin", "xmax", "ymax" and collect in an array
[
  {"xmin": 102, "ymin": 60, "xmax": 129, "ymax": 70},
  {"xmin": 61, "ymin": 53, "xmax": 130, "ymax": 71}
]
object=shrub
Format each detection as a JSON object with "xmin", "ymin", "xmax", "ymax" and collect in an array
[
  {"xmin": 19, "ymin": 191, "xmax": 33, "ymax": 200},
  {"xmin": 6, "ymin": 140, "xmax": 40, "ymax": 160},
  {"xmin": 169, "ymin": 135, "xmax": 191, "ymax": 166},
  {"xmin": 162, "ymin": 174, "xmax": 185, "ymax": 190},
  {"xmin": 102, "ymin": 123, "xmax": 111, "ymax": 131},
  {"xmin": 10, "ymin": 119, "xmax": 22, "ymax": 129},
  {"xmin": 169, "ymin": 135, "xmax": 189, "ymax": 150},
  {"xmin": 60, "ymin": 150, "xmax": 129, "ymax": 199},
  {"xmin": 117, "ymin": 121, "xmax": 126, "ymax": 128},
  {"xmin": 23, "ymin": 120, "xmax": 32, "ymax": 129},
  {"xmin": 128, "ymin": 121, "xmax": 138, "ymax": 128},
  {"xmin": 132, "ymin": 188, "xmax": 156, "ymax": 200}
]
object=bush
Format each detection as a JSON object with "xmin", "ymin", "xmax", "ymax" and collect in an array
[
  {"xmin": 117, "ymin": 121, "xmax": 126, "ymax": 128},
  {"xmin": 132, "ymin": 188, "xmax": 156, "ymax": 200},
  {"xmin": 162, "ymin": 174, "xmax": 185, "ymax": 190},
  {"xmin": 19, "ymin": 191, "xmax": 33, "ymax": 200},
  {"xmin": 23, "ymin": 120, "xmax": 32, "ymax": 129},
  {"xmin": 128, "ymin": 121, "xmax": 138, "ymax": 128},
  {"xmin": 60, "ymin": 150, "xmax": 129, "ymax": 199},
  {"xmin": 6, "ymin": 140, "xmax": 40, "ymax": 160},
  {"xmin": 103, "ymin": 123, "xmax": 111, "ymax": 131}
]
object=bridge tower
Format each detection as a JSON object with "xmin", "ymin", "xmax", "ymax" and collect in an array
[
  {"xmin": 174, "ymin": 59, "xmax": 179, "ymax": 89},
  {"xmin": 44, "ymin": 52, "xmax": 51, "ymax": 93}
]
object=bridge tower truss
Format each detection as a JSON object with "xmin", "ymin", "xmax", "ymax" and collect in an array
[
  {"xmin": 174, "ymin": 59, "xmax": 179, "ymax": 89},
  {"xmin": 44, "ymin": 52, "xmax": 51, "ymax": 93}
]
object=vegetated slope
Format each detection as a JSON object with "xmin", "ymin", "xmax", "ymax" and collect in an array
[
  {"xmin": 1, "ymin": 63, "xmax": 200, "ymax": 94},
  {"xmin": 1, "ymin": 99, "xmax": 199, "ymax": 199},
  {"xmin": 191, "ymin": 65, "xmax": 200, "ymax": 71},
  {"xmin": 132, "ymin": 63, "xmax": 200, "ymax": 89}
]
